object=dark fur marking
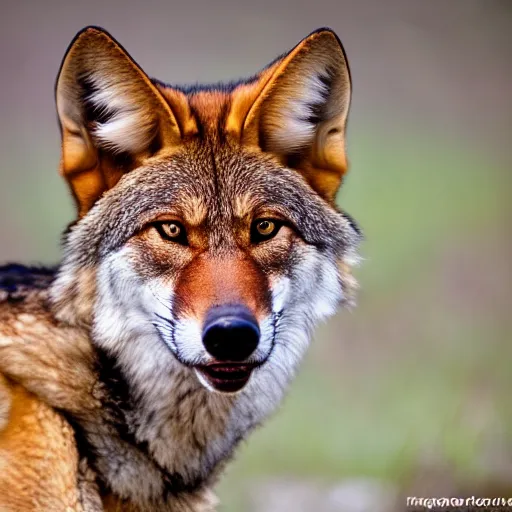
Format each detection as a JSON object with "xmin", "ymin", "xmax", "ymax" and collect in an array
[
  {"xmin": 153, "ymin": 76, "xmax": 258, "ymax": 96},
  {"xmin": 100, "ymin": 148, "xmax": 134, "ymax": 170},
  {"xmin": 285, "ymin": 151, "xmax": 305, "ymax": 169},
  {"xmin": 301, "ymin": 64, "xmax": 336, "ymax": 126},
  {"xmin": 91, "ymin": 348, "xmax": 207, "ymax": 496},
  {"xmin": 268, "ymin": 309, "xmax": 282, "ymax": 366},
  {"xmin": 0, "ymin": 265, "xmax": 56, "ymax": 300},
  {"xmin": 148, "ymin": 130, "xmax": 163, "ymax": 156},
  {"xmin": 78, "ymin": 75, "xmax": 117, "ymax": 127},
  {"xmin": 216, "ymin": 100, "xmax": 231, "ymax": 144},
  {"xmin": 59, "ymin": 412, "xmax": 108, "ymax": 494},
  {"xmin": 78, "ymin": 74, "xmax": 158, "ymax": 163},
  {"xmin": 188, "ymin": 104, "xmax": 205, "ymax": 140},
  {"xmin": 341, "ymin": 210, "xmax": 362, "ymax": 237}
]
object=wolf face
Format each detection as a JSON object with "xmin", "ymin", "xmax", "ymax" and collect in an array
[{"xmin": 49, "ymin": 27, "xmax": 360, "ymax": 467}]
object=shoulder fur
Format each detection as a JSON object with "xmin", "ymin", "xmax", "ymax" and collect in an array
[
  {"xmin": 0, "ymin": 266, "xmax": 104, "ymax": 510},
  {"xmin": 0, "ymin": 373, "xmax": 89, "ymax": 510},
  {"xmin": 0, "ymin": 267, "xmax": 98, "ymax": 414}
]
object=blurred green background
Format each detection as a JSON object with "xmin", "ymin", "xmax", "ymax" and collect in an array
[{"xmin": 1, "ymin": 1, "xmax": 510, "ymax": 510}]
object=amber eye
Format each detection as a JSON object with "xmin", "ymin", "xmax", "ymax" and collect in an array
[
  {"xmin": 256, "ymin": 220, "xmax": 275, "ymax": 236},
  {"xmin": 154, "ymin": 221, "xmax": 188, "ymax": 245},
  {"xmin": 251, "ymin": 219, "xmax": 282, "ymax": 243}
]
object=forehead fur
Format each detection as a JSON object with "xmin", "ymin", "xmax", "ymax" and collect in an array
[{"xmin": 62, "ymin": 137, "xmax": 358, "ymax": 265}]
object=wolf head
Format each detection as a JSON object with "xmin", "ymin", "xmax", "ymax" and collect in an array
[{"xmin": 50, "ymin": 27, "xmax": 360, "ymax": 404}]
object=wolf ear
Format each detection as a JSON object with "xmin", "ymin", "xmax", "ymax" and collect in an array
[
  {"xmin": 55, "ymin": 26, "xmax": 181, "ymax": 216},
  {"xmin": 234, "ymin": 29, "xmax": 351, "ymax": 202}
]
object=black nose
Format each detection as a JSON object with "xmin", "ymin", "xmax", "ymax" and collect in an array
[{"xmin": 202, "ymin": 305, "xmax": 260, "ymax": 362}]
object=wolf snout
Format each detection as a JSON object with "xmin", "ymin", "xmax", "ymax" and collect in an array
[{"xmin": 202, "ymin": 305, "xmax": 260, "ymax": 362}]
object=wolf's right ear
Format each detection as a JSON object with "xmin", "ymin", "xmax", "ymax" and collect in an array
[{"xmin": 56, "ymin": 27, "xmax": 182, "ymax": 216}]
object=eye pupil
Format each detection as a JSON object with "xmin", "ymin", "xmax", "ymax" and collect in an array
[
  {"xmin": 257, "ymin": 220, "xmax": 274, "ymax": 236},
  {"xmin": 154, "ymin": 221, "xmax": 187, "ymax": 245},
  {"xmin": 168, "ymin": 224, "xmax": 179, "ymax": 236}
]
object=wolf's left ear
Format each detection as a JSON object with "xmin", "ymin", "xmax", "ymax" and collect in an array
[
  {"xmin": 233, "ymin": 29, "xmax": 351, "ymax": 203},
  {"xmin": 56, "ymin": 27, "xmax": 182, "ymax": 216}
]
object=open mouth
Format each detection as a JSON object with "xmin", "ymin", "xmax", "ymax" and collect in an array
[{"xmin": 195, "ymin": 363, "xmax": 257, "ymax": 393}]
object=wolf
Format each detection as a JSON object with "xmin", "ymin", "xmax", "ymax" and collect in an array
[{"xmin": 0, "ymin": 26, "xmax": 361, "ymax": 511}]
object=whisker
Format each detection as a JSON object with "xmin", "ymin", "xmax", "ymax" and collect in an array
[
  {"xmin": 148, "ymin": 283, "xmax": 175, "ymax": 315},
  {"xmin": 152, "ymin": 321, "xmax": 174, "ymax": 334},
  {"xmin": 155, "ymin": 312, "xmax": 176, "ymax": 326}
]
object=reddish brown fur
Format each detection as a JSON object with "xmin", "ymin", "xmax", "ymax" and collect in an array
[
  {"xmin": 174, "ymin": 254, "xmax": 270, "ymax": 322},
  {"xmin": 0, "ymin": 374, "xmax": 82, "ymax": 511}
]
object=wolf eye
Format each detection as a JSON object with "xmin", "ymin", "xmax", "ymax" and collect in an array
[
  {"xmin": 154, "ymin": 221, "xmax": 188, "ymax": 245},
  {"xmin": 251, "ymin": 219, "xmax": 282, "ymax": 243}
]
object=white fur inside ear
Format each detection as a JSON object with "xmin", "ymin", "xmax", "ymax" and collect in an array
[
  {"xmin": 266, "ymin": 61, "xmax": 332, "ymax": 153},
  {"xmin": 87, "ymin": 75, "xmax": 156, "ymax": 154},
  {"xmin": 95, "ymin": 114, "xmax": 155, "ymax": 154}
]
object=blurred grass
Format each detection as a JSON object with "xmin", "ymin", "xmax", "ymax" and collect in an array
[{"xmin": 217, "ymin": 125, "xmax": 512, "ymax": 510}]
